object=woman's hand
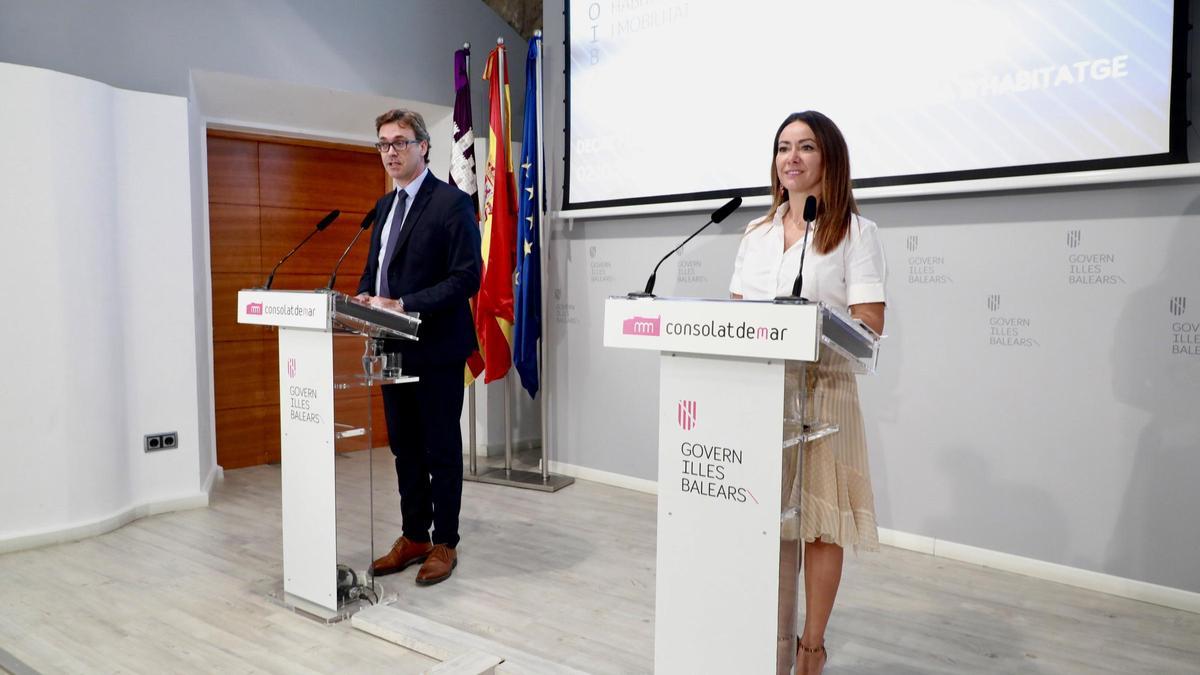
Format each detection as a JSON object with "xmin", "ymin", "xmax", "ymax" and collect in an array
[{"xmin": 849, "ymin": 302, "xmax": 884, "ymax": 336}]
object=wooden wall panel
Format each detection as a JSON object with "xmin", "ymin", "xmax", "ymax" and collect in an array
[
  {"xmin": 213, "ymin": 340, "xmax": 269, "ymax": 410},
  {"xmin": 215, "ymin": 406, "xmax": 273, "ymax": 469},
  {"xmin": 336, "ymin": 395, "xmax": 393, "ymax": 450},
  {"xmin": 209, "ymin": 204, "xmax": 261, "ymax": 274},
  {"xmin": 211, "ymin": 272, "xmax": 268, "ymax": 342},
  {"xmin": 260, "ymin": 209, "xmax": 373, "ymax": 283},
  {"xmin": 206, "ymin": 137, "xmax": 259, "ymax": 205},
  {"xmin": 263, "ymin": 337, "xmax": 279, "ymax": 407},
  {"xmin": 264, "ymin": 408, "xmax": 282, "ymax": 464},
  {"xmin": 258, "ymin": 143, "xmax": 383, "ymax": 212},
  {"xmin": 333, "ymin": 397, "xmax": 372, "ymax": 454},
  {"xmin": 372, "ymin": 395, "xmax": 390, "ymax": 447},
  {"xmin": 209, "ymin": 131, "xmax": 389, "ymax": 470}
]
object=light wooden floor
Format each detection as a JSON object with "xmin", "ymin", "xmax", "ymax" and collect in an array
[{"xmin": 2, "ymin": 448, "xmax": 1199, "ymax": 674}]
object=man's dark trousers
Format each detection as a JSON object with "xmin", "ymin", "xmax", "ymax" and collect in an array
[{"xmin": 381, "ymin": 363, "xmax": 464, "ymax": 548}]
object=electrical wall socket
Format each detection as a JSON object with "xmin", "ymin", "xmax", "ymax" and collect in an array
[{"xmin": 144, "ymin": 431, "xmax": 178, "ymax": 452}]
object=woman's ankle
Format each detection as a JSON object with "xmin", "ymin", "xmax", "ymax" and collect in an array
[{"xmin": 797, "ymin": 636, "xmax": 825, "ymax": 653}]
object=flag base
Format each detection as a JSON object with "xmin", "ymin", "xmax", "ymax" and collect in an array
[{"xmin": 464, "ymin": 467, "xmax": 575, "ymax": 492}]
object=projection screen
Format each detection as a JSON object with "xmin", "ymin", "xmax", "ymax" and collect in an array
[{"xmin": 565, "ymin": 0, "xmax": 1187, "ymax": 209}]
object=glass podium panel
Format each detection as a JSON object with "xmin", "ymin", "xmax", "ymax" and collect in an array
[
  {"xmin": 776, "ymin": 343, "xmax": 866, "ymax": 672},
  {"xmin": 324, "ymin": 334, "xmax": 419, "ymax": 619},
  {"xmin": 330, "ymin": 291, "xmax": 420, "ymax": 341},
  {"xmin": 818, "ymin": 303, "xmax": 880, "ymax": 375}
]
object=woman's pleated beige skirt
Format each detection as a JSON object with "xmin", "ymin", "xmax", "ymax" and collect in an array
[{"xmin": 781, "ymin": 354, "xmax": 879, "ymax": 551}]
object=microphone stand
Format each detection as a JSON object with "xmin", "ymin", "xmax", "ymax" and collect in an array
[
  {"xmin": 628, "ymin": 218, "xmax": 715, "ymax": 298},
  {"xmin": 324, "ymin": 211, "xmax": 376, "ymax": 291},
  {"xmin": 262, "ymin": 209, "xmax": 339, "ymax": 289},
  {"xmin": 629, "ymin": 196, "xmax": 743, "ymax": 298},
  {"xmin": 265, "ymin": 228, "xmax": 323, "ymax": 290},
  {"xmin": 775, "ymin": 196, "xmax": 817, "ymax": 304}
]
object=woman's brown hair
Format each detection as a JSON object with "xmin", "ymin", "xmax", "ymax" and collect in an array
[{"xmin": 763, "ymin": 111, "xmax": 858, "ymax": 254}]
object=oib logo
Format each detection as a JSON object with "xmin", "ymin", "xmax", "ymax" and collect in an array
[
  {"xmin": 678, "ymin": 400, "xmax": 697, "ymax": 431},
  {"xmin": 246, "ymin": 302, "xmax": 263, "ymax": 316},
  {"xmin": 287, "ymin": 357, "xmax": 297, "ymax": 379}
]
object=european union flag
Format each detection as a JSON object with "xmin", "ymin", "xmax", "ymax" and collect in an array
[{"xmin": 513, "ymin": 35, "xmax": 542, "ymax": 398}]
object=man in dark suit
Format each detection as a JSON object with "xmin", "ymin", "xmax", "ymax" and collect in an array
[{"xmin": 356, "ymin": 109, "xmax": 481, "ymax": 585}]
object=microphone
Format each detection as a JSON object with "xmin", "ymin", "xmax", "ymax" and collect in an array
[
  {"xmin": 629, "ymin": 196, "xmax": 742, "ymax": 298},
  {"xmin": 263, "ymin": 210, "xmax": 339, "ymax": 289},
  {"xmin": 325, "ymin": 209, "xmax": 376, "ymax": 290},
  {"xmin": 777, "ymin": 195, "xmax": 818, "ymax": 303}
]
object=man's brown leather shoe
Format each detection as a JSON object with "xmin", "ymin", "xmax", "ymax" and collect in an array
[
  {"xmin": 370, "ymin": 536, "xmax": 433, "ymax": 576},
  {"xmin": 415, "ymin": 544, "xmax": 457, "ymax": 586}
]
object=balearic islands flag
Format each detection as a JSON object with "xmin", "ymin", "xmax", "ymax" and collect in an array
[
  {"xmin": 450, "ymin": 46, "xmax": 486, "ymax": 385},
  {"xmin": 476, "ymin": 43, "xmax": 517, "ymax": 384},
  {"xmin": 513, "ymin": 35, "xmax": 542, "ymax": 398}
]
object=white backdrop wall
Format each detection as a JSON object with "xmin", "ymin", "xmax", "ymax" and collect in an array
[
  {"xmin": 541, "ymin": 0, "xmax": 1200, "ymax": 595},
  {"xmin": 0, "ymin": 64, "xmax": 201, "ymax": 546}
]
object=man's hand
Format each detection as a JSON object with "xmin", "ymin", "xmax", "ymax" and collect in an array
[
  {"xmin": 354, "ymin": 292, "xmax": 371, "ymax": 303},
  {"xmin": 367, "ymin": 296, "xmax": 404, "ymax": 313}
]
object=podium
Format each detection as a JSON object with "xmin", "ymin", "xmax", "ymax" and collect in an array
[
  {"xmin": 237, "ymin": 289, "xmax": 420, "ymax": 619},
  {"xmin": 603, "ymin": 296, "xmax": 879, "ymax": 674}
]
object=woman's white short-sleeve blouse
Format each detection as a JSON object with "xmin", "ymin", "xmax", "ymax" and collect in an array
[{"xmin": 728, "ymin": 202, "xmax": 887, "ymax": 309}]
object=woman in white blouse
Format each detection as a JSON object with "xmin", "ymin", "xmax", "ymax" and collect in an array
[{"xmin": 729, "ymin": 111, "xmax": 886, "ymax": 674}]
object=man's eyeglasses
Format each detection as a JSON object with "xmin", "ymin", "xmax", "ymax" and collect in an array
[{"xmin": 375, "ymin": 139, "xmax": 421, "ymax": 153}]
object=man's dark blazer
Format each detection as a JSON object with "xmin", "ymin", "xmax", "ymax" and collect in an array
[{"xmin": 357, "ymin": 171, "xmax": 482, "ymax": 374}]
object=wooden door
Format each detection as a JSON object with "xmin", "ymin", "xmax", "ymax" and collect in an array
[{"xmin": 208, "ymin": 130, "xmax": 392, "ymax": 469}]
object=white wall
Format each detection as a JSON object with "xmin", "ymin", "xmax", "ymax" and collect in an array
[
  {"xmin": 0, "ymin": 0, "xmax": 527, "ymax": 130},
  {"xmin": 540, "ymin": 0, "xmax": 1200, "ymax": 597},
  {"xmin": 0, "ymin": 63, "xmax": 202, "ymax": 547},
  {"xmin": 0, "ymin": 0, "xmax": 529, "ymax": 547}
]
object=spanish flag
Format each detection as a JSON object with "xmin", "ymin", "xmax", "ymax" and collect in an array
[{"xmin": 476, "ymin": 43, "xmax": 516, "ymax": 383}]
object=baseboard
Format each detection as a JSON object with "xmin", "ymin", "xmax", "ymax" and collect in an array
[
  {"xmin": 546, "ymin": 459, "xmax": 658, "ymax": 495},
  {"xmin": 203, "ymin": 463, "xmax": 224, "ymax": 494},
  {"xmin": 878, "ymin": 529, "xmax": 1200, "ymax": 616},
  {"xmin": 547, "ymin": 464, "xmax": 1200, "ymax": 615},
  {"xmin": 467, "ymin": 438, "xmax": 540, "ymax": 458},
  {"xmin": 0, "ymin": 490, "xmax": 211, "ymax": 555},
  {"xmin": 876, "ymin": 527, "xmax": 936, "ymax": 555}
]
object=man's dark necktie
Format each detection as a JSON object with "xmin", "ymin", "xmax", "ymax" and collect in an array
[{"xmin": 378, "ymin": 189, "xmax": 408, "ymax": 298}]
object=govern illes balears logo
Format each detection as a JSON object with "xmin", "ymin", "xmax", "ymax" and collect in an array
[
  {"xmin": 677, "ymin": 399, "xmax": 697, "ymax": 431},
  {"xmin": 1170, "ymin": 297, "xmax": 1198, "ymax": 356}
]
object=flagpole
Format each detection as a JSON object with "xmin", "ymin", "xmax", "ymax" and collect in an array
[
  {"xmin": 493, "ymin": 36, "xmax": 516, "ymax": 477},
  {"xmin": 534, "ymin": 30, "xmax": 551, "ymax": 482},
  {"xmin": 464, "ymin": 41, "xmax": 480, "ymax": 479}
]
